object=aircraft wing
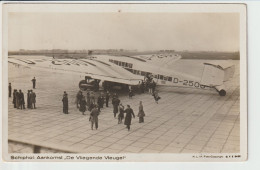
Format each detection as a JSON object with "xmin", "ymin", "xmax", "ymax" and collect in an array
[
  {"xmin": 8, "ymin": 56, "xmax": 142, "ymax": 85},
  {"xmin": 132, "ymin": 53, "xmax": 182, "ymax": 67}
]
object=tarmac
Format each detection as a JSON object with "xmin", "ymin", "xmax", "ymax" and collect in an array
[{"xmin": 7, "ymin": 59, "xmax": 240, "ymax": 153}]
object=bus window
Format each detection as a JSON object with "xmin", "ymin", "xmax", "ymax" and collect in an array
[
  {"xmin": 141, "ymin": 71, "xmax": 146, "ymax": 76},
  {"xmin": 137, "ymin": 70, "xmax": 140, "ymax": 75},
  {"xmin": 119, "ymin": 61, "xmax": 122, "ymax": 66},
  {"xmin": 164, "ymin": 76, "xmax": 168, "ymax": 81},
  {"xmin": 125, "ymin": 63, "xmax": 128, "ymax": 67},
  {"xmin": 133, "ymin": 70, "xmax": 137, "ymax": 74},
  {"xmin": 129, "ymin": 63, "xmax": 133, "ymax": 68},
  {"xmin": 114, "ymin": 60, "xmax": 118, "ymax": 65},
  {"xmin": 154, "ymin": 74, "xmax": 158, "ymax": 79},
  {"xmin": 122, "ymin": 62, "xmax": 125, "ymax": 67},
  {"xmin": 168, "ymin": 77, "xmax": 172, "ymax": 81}
]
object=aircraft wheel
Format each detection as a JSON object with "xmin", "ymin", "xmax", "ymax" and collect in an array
[
  {"xmin": 218, "ymin": 89, "xmax": 226, "ymax": 96},
  {"xmin": 79, "ymin": 80, "xmax": 87, "ymax": 91}
]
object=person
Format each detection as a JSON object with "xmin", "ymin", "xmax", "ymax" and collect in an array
[
  {"xmin": 13, "ymin": 89, "xmax": 17, "ymax": 108},
  {"xmin": 79, "ymin": 97, "xmax": 87, "ymax": 115},
  {"xmin": 15, "ymin": 90, "xmax": 20, "ymax": 109},
  {"xmin": 112, "ymin": 96, "xmax": 120, "ymax": 118},
  {"xmin": 118, "ymin": 103, "xmax": 125, "ymax": 124},
  {"xmin": 76, "ymin": 90, "xmax": 83, "ymax": 108},
  {"xmin": 8, "ymin": 83, "xmax": 12, "ymax": 98},
  {"xmin": 137, "ymin": 101, "xmax": 145, "ymax": 123},
  {"xmin": 124, "ymin": 105, "xmax": 135, "ymax": 131},
  {"xmin": 90, "ymin": 91, "xmax": 95, "ymax": 104},
  {"xmin": 27, "ymin": 90, "xmax": 31, "ymax": 109},
  {"xmin": 152, "ymin": 90, "xmax": 161, "ymax": 104},
  {"xmin": 89, "ymin": 105, "xmax": 99, "ymax": 130},
  {"xmin": 30, "ymin": 90, "xmax": 36, "ymax": 109},
  {"xmin": 97, "ymin": 94, "xmax": 102, "ymax": 112},
  {"xmin": 86, "ymin": 91, "xmax": 90, "ymax": 107},
  {"xmin": 148, "ymin": 81, "xmax": 152, "ymax": 94},
  {"xmin": 151, "ymin": 80, "xmax": 156, "ymax": 94},
  {"xmin": 101, "ymin": 93, "xmax": 105, "ymax": 108},
  {"xmin": 140, "ymin": 81, "xmax": 145, "ymax": 93},
  {"xmin": 62, "ymin": 91, "xmax": 68, "ymax": 114},
  {"xmin": 129, "ymin": 89, "xmax": 134, "ymax": 98},
  {"xmin": 19, "ymin": 90, "xmax": 25, "ymax": 109},
  {"xmin": 105, "ymin": 91, "xmax": 110, "ymax": 107},
  {"xmin": 31, "ymin": 77, "xmax": 36, "ymax": 89}
]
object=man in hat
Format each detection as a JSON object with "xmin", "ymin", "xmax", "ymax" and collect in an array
[
  {"xmin": 89, "ymin": 105, "xmax": 99, "ymax": 130},
  {"xmin": 19, "ymin": 89, "xmax": 25, "ymax": 109}
]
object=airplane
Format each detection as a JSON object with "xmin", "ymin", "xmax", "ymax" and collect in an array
[{"xmin": 8, "ymin": 53, "xmax": 235, "ymax": 96}]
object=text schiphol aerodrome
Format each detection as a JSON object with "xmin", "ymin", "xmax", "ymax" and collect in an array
[{"xmin": 10, "ymin": 155, "xmax": 127, "ymax": 161}]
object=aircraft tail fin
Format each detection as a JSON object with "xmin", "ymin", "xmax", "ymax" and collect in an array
[{"xmin": 200, "ymin": 62, "xmax": 235, "ymax": 87}]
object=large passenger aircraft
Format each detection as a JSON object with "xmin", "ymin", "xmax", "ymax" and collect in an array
[{"xmin": 8, "ymin": 53, "xmax": 235, "ymax": 96}]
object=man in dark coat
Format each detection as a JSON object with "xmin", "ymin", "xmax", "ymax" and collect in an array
[
  {"xmin": 90, "ymin": 105, "xmax": 99, "ymax": 130},
  {"xmin": 97, "ymin": 94, "xmax": 102, "ymax": 112},
  {"xmin": 124, "ymin": 105, "xmax": 135, "ymax": 131},
  {"xmin": 13, "ymin": 89, "xmax": 17, "ymax": 108},
  {"xmin": 15, "ymin": 90, "xmax": 20, "ymax": 109},
  {"xmin": 19, "ymin": 90, "xmax": 25, "ymax": 109},
  {"xmin": 76, "ymin": 90, "xmax": 83, "ymax": 108},
  {"xmin": 8, "ymin": 83, "xmax": 12, "ymax": 98},
  {"xmin": 31, "ymin": 77, "xmax": 36, "ymax": 89},
  {"xmin": 62, "ymin": 92, "xmax": 68, "ymax": 114},
  {"xmin": 30, "ymin": 90, "xmax": 36, "ymax": 109},
  {"xmin": 112, "ymin": 96, "xmax": 120, "ymax": 118},
  {"xmin": 105, "ymin": 91, "xmax": 110, "ymax": 107},
  {"xmin": 79, "ymin": 97, "xmax": 87, "ymax": 115},
  {"xmin": 27, "ymin": 90, "xmax": 31, "ymax": 109},
  {"xmin": 101, "ymin": 93, "xmax": 105, "ymax": 108}
]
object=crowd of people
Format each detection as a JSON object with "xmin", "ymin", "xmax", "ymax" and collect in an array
[
  {"xmin": 9, "ymin": 78, "xmax": 37, "ymax": 110},
  {"xmin": 61, "ymin": 88, "xmax": 148, "ymax": 131},
  {"xmin": 10, "ymin": 74, "xmax": 161, "ymax": 131}
]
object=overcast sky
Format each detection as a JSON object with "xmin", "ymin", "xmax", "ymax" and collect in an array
[{"xmin": 8, "ymin": 12, "xmax": 239, "ymax": 52}]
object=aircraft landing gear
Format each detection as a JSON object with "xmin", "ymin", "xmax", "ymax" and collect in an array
[
  {"xmin": 215, "ymin": 85, "xmax": 226, "ymax": 96},
  {"xmin": 218, "ymin": 89, "xmax": 226, "ymax": 96}
]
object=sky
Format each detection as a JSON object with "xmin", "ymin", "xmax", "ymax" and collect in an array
[{"xmin": 8, "ymin": 12, "xmax": 240, "ymax": 52}]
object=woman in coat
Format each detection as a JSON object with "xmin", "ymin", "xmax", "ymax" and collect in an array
[
  {"xmin": 79, "ymin": 97, "xmax": 87, "ymax": 115},
  {"xmin": 124, "ymin": 105, "xmax": 135, "ymax": 131},
  {"xmin": 137, "ymin": 101, "xmax": 145, "ymax": 123}
]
